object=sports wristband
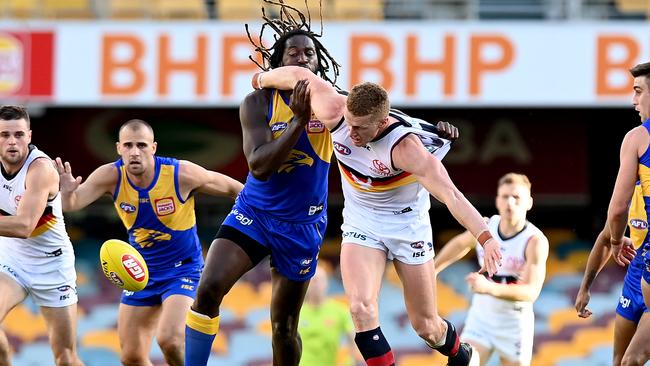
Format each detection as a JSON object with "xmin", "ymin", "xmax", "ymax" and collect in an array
[
  {"xmin": 252, "ymin": 72, "xmax": 264, "ymax": 90},
  {"xmin": 477, "ymin": 229, "xmax": 493, "ymax": 247}
]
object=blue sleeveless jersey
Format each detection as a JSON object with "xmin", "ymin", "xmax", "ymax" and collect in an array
[
  {"xmin": 112, "ymin": 156, "xmax": 203, "ymax": 276},
  {"xmin": 238, "ymin": 89, "xmax": 332, "ymax": 223}
]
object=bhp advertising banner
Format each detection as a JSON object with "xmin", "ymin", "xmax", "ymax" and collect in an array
[{"xmin": 0, "ymin": 22, "xmax": 648, "ymax": 106}]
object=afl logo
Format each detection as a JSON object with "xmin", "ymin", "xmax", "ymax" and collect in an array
[
  {"xmin": 271, "ymin": 122, "xmax": 288, "ymax": 133},
  {"xmin": 0, "ymin": 34, "xmax": 23, "ymax": 95},
  {"xmin": 410, "ymin": 241, "xmax": 424, "ymax": 249},
  {"xmin": 14, "ymin": 195, "xmax": 21, "ymax": 206},
  {"xmin": 630, "ymin": 218, "xmax": 648, "ymax": 230},
  {"xmin": 119, "ymin": 202, "xmax": 136, "ymax": 213},
  {"xmin": 333, "ymin": 142, "xmax": 351, "ymax": 155}
]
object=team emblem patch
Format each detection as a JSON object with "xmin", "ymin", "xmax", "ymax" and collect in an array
[{"xmin": 154, "ymin": 197, "xmax": 175, "ymax": 216}]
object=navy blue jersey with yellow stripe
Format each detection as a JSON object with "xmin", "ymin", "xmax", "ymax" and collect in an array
[
  {"xmin": 112, "ymin": 156, "xmax": 203, "ymax": 275},
  {"xmin": 238, "ymin": 89, "xmax": 332, "ymax": 223}
]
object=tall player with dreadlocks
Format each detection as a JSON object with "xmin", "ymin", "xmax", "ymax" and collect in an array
[{"xmin": 184, "ymin": 2, "xmax": 341, "ymax": 365}]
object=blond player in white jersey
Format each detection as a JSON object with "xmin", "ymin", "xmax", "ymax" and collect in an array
[
  {"xmin": 435, "ymin": 173, "xmax": 549, "ymax": 366},
  {"xmin": 0, "ymin": 106, "xmax": 83, "ymax": 366},
  {"xmin": 253, "ymin": 67, "xmax": 501, "ymax": 366}
]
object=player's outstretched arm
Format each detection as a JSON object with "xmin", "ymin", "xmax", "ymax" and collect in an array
[
  {"xmin": 434, "ymin": 230, "xmax": 476, "ymax": 274},
  {"xmin": 468, "ymin": 234, "xmax": 549, "ymax": 302},
  {"xmin": 55, "ymin": 158, "xmax": 116, "ymax": 212},
  {"xmin": 608, "ymin": 127, "xmax": 647, "ymax": 262},
  {"xmin": 0, "ymin": 159, "xmax": 57, "ymax": 238},
  {"xmin": 392, "ymin": 134, "xmax": 501, "ymax": 276},
  {"xmin": 254, "ymin": 66, "xmax": 346, "ymax": 128},
  {"xmin": 178, "ymin": 160, "xmax": 243, "ymax": 200}
]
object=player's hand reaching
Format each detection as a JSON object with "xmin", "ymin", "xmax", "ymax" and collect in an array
[
  {"xmin": 435, "ymin": 121, "xmax": 459, "ymax": 141},
  {"xmin": 54, "ymin": 157, "xmax": 83, "ymax": 193},
  {"xmin": 478, "ymin": 239, "xmax": 502, "ymax": 277},
  {"xmin": 574, "ymin": 287, "xmax": 593, "ymax": 318},
  {"xmin": 289, "ymin": 79, "xmax": 312, "ymax": 127},
  {"xmin": 611, "ymin": 236, "xmax": 635, "ymax": 267}
]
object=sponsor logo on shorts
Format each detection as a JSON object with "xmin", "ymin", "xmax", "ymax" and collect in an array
[
  {"xmin": 299, "ymin": 267, "xmax": 311, "ymax": 275},
  {"xmin": 630, "ymin": 218, "xmax": 648, "ymax": 230},
  {"xmin": 271, "ymin": 122, "xmax": 288, "ymax": 133},
  {"xmin": 2, "ymin": 184, "xmax": 12, "ymax": 192},
  {"xmin": 370, "ymin": 160, "xmax": 391, "ymax": 176},
  {"xmin": 392, "ymin": 207, "xmax": 413, "ymax": 215},
  {"xmin": 154, "ymin": 197, "xmax": 175, "ymax": 216},
  {"xmin": 308, "ymin": 204, "xmax": 324, "ymax": 216},
  {"xmin": 619, "ymin": 295, "xmax": 631, "ymax": 308},
  {"xmin": 412, "ymin": 251, "xmax": 426, "ymax": 258},
  {"xmin": 59, "ymin": 293, "xmax": 70, "ymax": 301},
  {"xmin": 343, "ymin": 231, "xmax": 367, "ymax": 241},
  {"xmin": 1, "ymin": 264, "xmax": 17, "ymax": 278},
  {"xmin": 119, "ymin": 202, "xmax": 136, "ymax": 213},
  {"xmin": 181, "ymin": 284, "xmax": 195, "ymax": 291},
  {"xmin": 333, "ymin": 142, "xmax": 351, "ymax": 155},
  {"xmin": 230, "ymin": 208, "xmax": 253, "ymax": 226},
  {"xmin": 307, "ymin": 120, "xmax": 325, "ymax": 134},
  {"xmin": 121, "ymin": 255, "xmax": 146, "ymax": 282},
  {"xmin": 427, "ymin": 242, "xmax": 433, "ymax": 251},
  {"xmin": 57, "ymin": 285, "xmax": 77, "ymax": 294},
  {"xmin": 45, "ymin": 248, "xmax": 63, "ymax": 257}
]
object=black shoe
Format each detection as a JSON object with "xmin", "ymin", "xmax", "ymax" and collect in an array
[{"xmin": 447, "ymin": 342, "xmax": 474, "ymax": 366}]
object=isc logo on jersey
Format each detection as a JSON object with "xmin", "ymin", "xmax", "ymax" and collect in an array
[{"xmin": 99, "ymin": 239, "xmax": 149, "ymax": 292}]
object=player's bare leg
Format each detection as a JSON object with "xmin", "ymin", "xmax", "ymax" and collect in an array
[
  {"xmin": 0, "ymin": 273, "xmax": 26, "ymax": 366},
  {"xmin": 620, "ymin": 312, "xmax": 650, "ymax": 366},
  {"xmin": 393, "ymin": 259, "xmax": 445, "ymax": 344},
  {"xmin": 613, "ymin": 314, "xmax": 638, "ymax": 366},
  {"xmin": 41, "ymin": 305, "xmax": 84, "ymax": 366},
  {"xmin": 464, "ymin": 341, "xmax": 490, "ymax": 366},
  {"xmin": 157, "ymin": 295, "xmax": 194, "ymax": 366},
  {"xmin": 118, "ymin": 304, "xmax": 160, "ymax": 366},
  {"xmin": 269, "ymin": 268, "xmax": 310, "ymax": 366}
]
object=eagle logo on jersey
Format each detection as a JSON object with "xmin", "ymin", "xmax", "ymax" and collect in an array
[
  {"xmin": 132, "ymin": 228, "xmax": 172, "ymax": 248},
  {"xmin": 278, "ymin": 149, "xmax": 314, "ymax": 173}
]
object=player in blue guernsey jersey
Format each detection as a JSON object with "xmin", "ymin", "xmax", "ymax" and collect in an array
[
  {"xmin": 55, "ymin": 119, "xmax": 242, "ymax": 366},
  {"xmin": 184, "ymin": 4, "xmax": 344, "ymax": 365},
  {"xmin": 597, "ymin": 61, "xmax": 650, "ymax": 366}
]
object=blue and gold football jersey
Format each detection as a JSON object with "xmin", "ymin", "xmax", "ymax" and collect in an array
[
  {"xmin": 238, "ymin": 89, "xmax": 333, "ymax": 223},
  {"xmin": 113, "ymin": 156, "xmax": 203, "ymax": 275}
]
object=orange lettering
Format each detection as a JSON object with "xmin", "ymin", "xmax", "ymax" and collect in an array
[
  {"xmin": 469, "ymin": 35, "xmax": 514, "ymax": 96},
  {"xmin": 222, "ymin": 35, "xmax": 260, "ymax": 96},
  {"xmin": 596, "ymin": 36, "xmax": 639, "ymax": 96},
  {"xmin": 349, "ymin": 36, "xmax": 393, "ymax": 90},
  {"xmin": 101, "ymin": 35, "xmax": 145, "ymax": 95},
  {"xmin": 158, "ymin": 34, "xmax": 207, "ymax": 96},
  {"xmin": 406, "ymin": 34, "xmax": 455, "ymax": 96}
]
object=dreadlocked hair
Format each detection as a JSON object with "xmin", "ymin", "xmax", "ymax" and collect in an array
[{"xmin": 245, "ymin": 0, "xmax": 341, "ymax": 87}]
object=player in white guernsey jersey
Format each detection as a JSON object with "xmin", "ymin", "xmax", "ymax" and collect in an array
[
  {"xmin": 435, "ymin": 173, "xmax": 549, "ymax": 366},
  {"xmin": 0, "ymin": 106, "xmax": 83, "ymax": 366},
  {"xmin": 254, "ymin": 66, "xmax": 501, "ymax": 366}
]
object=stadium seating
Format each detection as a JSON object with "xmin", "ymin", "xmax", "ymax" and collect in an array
[
  {"xmin": 332, "ymin": 0, "xmax": 383, "ymax": 20},
  {"xmin": 153, "ymin": 0, "xmax": 207, "ymax": 19},
  {"xmin": 43, "ymin": 0, "xmax": 93, "ymax": 18},
  {"xmin": 615, "ymin": 0, "xmax": 650, "ymax": 16},
  {"xmin": 105, "ymin": 0, "xmax": 149, "ymax": 19}
]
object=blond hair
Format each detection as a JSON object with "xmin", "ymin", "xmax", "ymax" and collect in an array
[{"xmin": 498, "ymin": 173, "xmax": 531, "ymax": 191}]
